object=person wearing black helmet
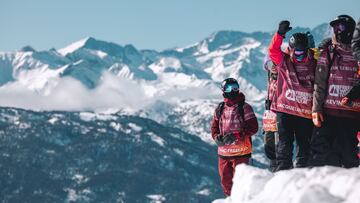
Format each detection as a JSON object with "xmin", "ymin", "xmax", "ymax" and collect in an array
[
  {"xmin": 210, "ymin": 78, "xmax": 258, "ymax": 196},
  {"xmin": 309, "ymin": 15, "xmax": 360, "ymax": 168},
  {"xmin": 268, "ymin": 20, "xmax": 317, "ymax": 171}
]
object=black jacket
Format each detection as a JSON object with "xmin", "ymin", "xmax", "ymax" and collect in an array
[
  {"xmin": 351, "ymin": 18, "xmax": 360, "ymax": 61},
  {"xmin": 347, "ymin": 18, "xmax": 360, "ymax": 101}
]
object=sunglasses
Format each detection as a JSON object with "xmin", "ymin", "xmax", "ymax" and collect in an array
[
  {"xmin": 224, "ymin": 83, "xmax": 239, "ymax": 93},
  {"xmin": 333, "ymin": 23, "xmax": 346, "ymax": 33}
]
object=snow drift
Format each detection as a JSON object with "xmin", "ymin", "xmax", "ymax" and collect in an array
[{"xmin": 213, "ymin": 164, "xmax": 360, "ymax": 203}]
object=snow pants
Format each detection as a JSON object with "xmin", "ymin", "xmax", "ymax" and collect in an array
[
  {"xmin": 275, "ymin": 112, "xmax": 313, "ymax": 171},
  {"xmin": 264, "ymin": 131, "xmax": 277, "ymax": 172},
  {"xmin": 218, "ymin": 156, "xmax": 249, "ymax": 196},
  {"xmin": 308, "ymin": 115, "xmax": 359, "ymax": 168}
]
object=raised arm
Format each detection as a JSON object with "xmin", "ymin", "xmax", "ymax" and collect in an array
[
  {"xmin": 268, "ymin": 33, "xmax": 285, "ymax": 65},
  {"xmin": 268, "ymin": 20, "xmax": 292, "ymax": 65}
]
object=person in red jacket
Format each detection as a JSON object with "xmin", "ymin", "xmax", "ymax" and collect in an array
[
  {"xmin": 210, "ymin": 78, "xmax": 258, "ymax": 196},
  {"xmin": 268, "ymin": 20, "xmax": 317, "ymax": 171}
]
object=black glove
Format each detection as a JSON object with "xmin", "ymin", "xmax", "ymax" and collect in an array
[
  {"xmin": 305, "ymin": 31, "xmax": 315, "ymax": 48},
  {"xmin": 277, "ymin": 20, "xmax": 292, "ymax": 36},
  {"xmin": 223, "ymin": 132, "xmax": 237, "ymax": 145},
  {"xmin": 215, "ymin": 135, "xmax": 225, "ymax": 146},
  {"xmin": 318, "ymin": 37, "xmax": 332, "ymax": 50}
]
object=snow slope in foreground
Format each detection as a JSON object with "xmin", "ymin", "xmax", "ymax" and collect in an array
[{"xmin": 213, "ymin": 165, "xmax": 360, "ymax": 203}]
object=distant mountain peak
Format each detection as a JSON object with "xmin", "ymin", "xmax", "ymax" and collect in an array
[
  {"xmin": 58, "ymin": 37, "xmax": 94, "ymax": 56},
  {"xmin": 58, "ymin": 37, "xmax": 127, "ymax": 58},
  {"xmin": 20, "ymin": 46, "xmax": 36, "ymax": 52}
]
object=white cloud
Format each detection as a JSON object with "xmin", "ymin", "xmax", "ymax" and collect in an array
[
  {"xmin": 0, "ymin": 72, "xmax": 221, "ymax": 111},
  {"xmin": 0, "ymin": 72, "xmax": 149, "ymax": 111}
]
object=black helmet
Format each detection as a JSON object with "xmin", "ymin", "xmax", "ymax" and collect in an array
[
  {"xmin": 221, "ymin": 78, "xmax": 239, "ymax": 92},
  {"xmin": 330, "ymin": 15, "xmax": 356, "ymax": 32},
  {"xmin": 221, "ymin": 78, "xmax": 240, "ymax": 99},
  {"xmin": 330, "ymin": 15, "xmax": 356, "ymax": 44},
  {"xmin": 289, "ymin": 33, "xmax": 309, "ymax": 51}
]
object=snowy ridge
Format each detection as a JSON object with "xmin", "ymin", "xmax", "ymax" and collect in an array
[
  {"xmin": 213, "ymin": 165, "xmax": 360, "ymax": 203},
  {"xmin": 0, "ymin": 24, "xmax": 330, "ymax": 94},
  {"xmin": 58, "ymin": 37, "xmax": 91, "ymax": 56}
]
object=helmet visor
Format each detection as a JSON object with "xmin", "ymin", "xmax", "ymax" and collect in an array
[{"xmin": 224, "ymin": 83, "xmax": 239, "ymax": 93}]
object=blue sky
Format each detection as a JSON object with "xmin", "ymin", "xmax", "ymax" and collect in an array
[{"xmin": 1, "ymin": 0, "xmax": 359, "ymax": 52}]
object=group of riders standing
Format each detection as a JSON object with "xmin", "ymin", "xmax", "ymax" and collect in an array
[{"xmin": 211, "ymin": 15, "xmax": 360, "ymax": 196}]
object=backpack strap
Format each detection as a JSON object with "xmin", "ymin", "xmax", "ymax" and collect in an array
[
  {"xmin": 326, "ymin": 44, "xmax": 337, "ymax": 71},
  {"xmin": 266, "ymin": 70, "xmax": 271, "ymax": 101},
  {"xmin": 216, "ymin": 100, "xmax": 245, "ymax": 121},
  {"xmin": 215, "ymin": 102, "xmax": 225, "ymax": 120},
  {"xmin": 237, "ymin": 100, "xmax": 245, "ymax": 121}
]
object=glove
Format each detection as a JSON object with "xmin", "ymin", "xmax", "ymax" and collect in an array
[
  {"xmin": 215, "ymin": 135, "xmax": 225, "ymax": 146},
  {"xmin": 318, "ymin": 38, "xmax": 332, "ymax": 50},
  {"xmin": 305, "ymin": 31, "xmax": 315, "ymax": 48},
  {"xmin": 223, "ymin": 132, "xmax": 238, "ymax": 144},
  {"xmin": 277, "ymin": 20, "xmax": 292, "ymax": 36},
  {"xmin": 312, "ymin": 112, "xmax": 324, "ymax": 128}
]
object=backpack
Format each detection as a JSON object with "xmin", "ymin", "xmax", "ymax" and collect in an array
[{"xmin": 215, "ymin": 101, "xmax": 245, "ymax": 121}]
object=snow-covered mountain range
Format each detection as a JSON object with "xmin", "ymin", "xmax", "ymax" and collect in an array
[{"xmin": 0, "ymin": 24, "xmax": 330, "ymax": 142}]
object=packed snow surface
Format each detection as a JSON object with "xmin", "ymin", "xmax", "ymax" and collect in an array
[{"xmin": 213, "ymin": 164, "xmax": 360, "ymax": 203}]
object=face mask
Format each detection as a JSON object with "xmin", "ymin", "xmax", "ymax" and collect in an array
[
  {"xmin": 335, "ymin": 32, "xmax": 352, "ymax": 44},
  {"xmin": 294, "ymin": 54, "xmax": 305, "ymax": 61},
  {"xmin": 223, "ymin": 91, "xmax": 239, "ymax": 99}
]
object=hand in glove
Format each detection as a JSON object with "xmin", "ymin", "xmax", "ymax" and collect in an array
[
  {"xmin": 312, "ymin": 112, "xmax": 324, "ymax": 128},
  {"xmin": 215, "ymin": 135, "xmax": 225, "ymax": 146},
  {"xmin": 277, "ymin": 20, "xmax": 292, "ymax": 37},
  {"xmin": 223, "ymin": 132, "xmax": 238, "ymax": 145},
  {"xmin": 305, "ymin": 31, "xmax": 315, "ymax": 48},
  {"xmin": 318, "ymin": 38, "xmax": 332, "ymax": 50},
  {"xmin": 340, "ymin": 97, "xmax": 353, "ymax": 107}
]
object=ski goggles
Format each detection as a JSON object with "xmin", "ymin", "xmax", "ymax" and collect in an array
[
  {"xmin": 294, "ymin": 50, "xmax": 306, "ymax": 56},
  {"xmin": 333, "ymin": 23, "xmax": 346, "ymax": 33},
  {"xmin": 292, "ymin": 49, "xmax": 307, "ymax": 62},
  {"xmin": 223, "ymin": 83, "xmax": 239, "ymax": 93}
]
